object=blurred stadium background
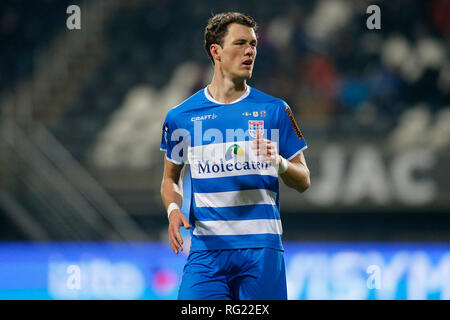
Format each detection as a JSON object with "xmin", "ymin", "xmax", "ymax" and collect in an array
[{"xmin": 0, "ymin": 0, "xmax": 449, "ymax": 299}]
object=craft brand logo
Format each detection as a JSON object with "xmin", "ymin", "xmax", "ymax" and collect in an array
[{"xmin": 191, "ymin": 114, "xmax": 218, "ymax": 122}]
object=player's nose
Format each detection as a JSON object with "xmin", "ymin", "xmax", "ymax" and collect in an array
[{"xmin": 244, "ymin": 45, "xmax": 256, "ymax": 57}]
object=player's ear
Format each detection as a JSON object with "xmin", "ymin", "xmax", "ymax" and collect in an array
[{"xmin": 210, "ymin": 44, "xmax": 221, "ymax": 63}]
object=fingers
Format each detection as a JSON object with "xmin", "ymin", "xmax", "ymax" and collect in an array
[
  {"xmin": 168, "ymin": 211, "xmax": 191, "ymax": 254},
  {"xmin": 252, "ymin": 138, "xmax": 275, "ymax": 157},
  {"xmin": 252, "ymin": 136, "xmax": 280, "ymax": 167},
  {"xmin": 256, "ymin": 144, "xmax": 275, "ymax": 157},
  {"xmin": 168, "ymin": 224, "xmax": 183, "ymax": 254},
  {"xmin": 182, "ymin": 215, "xmax": 192, "ymax": 229}
]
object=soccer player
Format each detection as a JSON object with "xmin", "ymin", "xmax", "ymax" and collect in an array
[{"xmin": 160, "ymin": 12, "xmax": 310, "ymax": 300}]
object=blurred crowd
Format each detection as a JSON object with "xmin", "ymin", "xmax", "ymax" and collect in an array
[
  {"xmin": 0, "ymin": 0, "xmax": 79, "ymax": 93},
  {"xmin": 1, "ymin": 0, "xmax": 449, "ymax": 159}
]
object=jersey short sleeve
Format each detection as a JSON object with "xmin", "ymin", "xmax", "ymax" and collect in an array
[
  {"xmin": 278, "ymin": 101, "xmax": 307, "ymax": 160},
  {"xmin": 160, "ymin": 110, "xmax": 188, "ymax": 164}
]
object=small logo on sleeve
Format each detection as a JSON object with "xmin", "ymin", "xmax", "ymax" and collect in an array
[{"xmin": 285, "ymin": 107, "xmax": 303, "ymax": 140}]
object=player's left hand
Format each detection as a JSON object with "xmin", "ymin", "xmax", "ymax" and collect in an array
[{"xmin": 251, "ymin": 130, "xmax": 281, "ymax": 167}]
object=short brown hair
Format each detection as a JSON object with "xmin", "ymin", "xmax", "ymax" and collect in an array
[{"xmin": 204, "ymin": 12, "xmax": 258, "ymax": 64}]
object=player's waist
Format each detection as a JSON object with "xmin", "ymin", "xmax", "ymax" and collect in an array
[{"xmin": 189, "ymin": 233, "xmax": 284, "ymax": 251}]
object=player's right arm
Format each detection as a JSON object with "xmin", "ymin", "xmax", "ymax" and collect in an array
[{"xmin": 160, "ymin": 158, "xmax": 192, "ymax": 254}]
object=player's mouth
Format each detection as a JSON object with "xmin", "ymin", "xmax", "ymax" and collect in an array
[{"xmin": 242, "ymin": 59, "xmax": 253, "ymax": 69}]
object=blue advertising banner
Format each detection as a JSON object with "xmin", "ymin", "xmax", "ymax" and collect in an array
[{"xmin": 0, "ymin": 242, "xmax": 448, "ymax": 300}]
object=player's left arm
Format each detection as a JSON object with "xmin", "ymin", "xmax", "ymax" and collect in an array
[
  {"xmin": 253, "ymin": 131, "xmax": 310, "ymax": 192},
  {"xmin": 278, "ymin": 152, "xmax": 310, "ymax": 192}
]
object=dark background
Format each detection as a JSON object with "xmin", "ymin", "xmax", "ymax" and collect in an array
[{"xmin": 1, "ymin": 0, "xmax": 449, "ymax": 242}]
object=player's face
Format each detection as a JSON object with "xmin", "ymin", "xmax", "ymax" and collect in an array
[{"xmin": 219, "ymin": 23, "xmax": 257, "ymax": 80}]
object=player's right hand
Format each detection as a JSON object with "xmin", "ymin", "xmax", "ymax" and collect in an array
[{"xmin": 168, "ymin": 209, "xmax": 192, "ymax": 254}]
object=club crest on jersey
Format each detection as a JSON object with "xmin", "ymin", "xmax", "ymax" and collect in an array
[{"xmin": 248, "ymin": 120, "xmax": 264, "ymax": 138}]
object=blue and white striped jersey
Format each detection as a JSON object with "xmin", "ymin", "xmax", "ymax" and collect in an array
[{"xmin": 160, "ymin": 86, "xmax": 307, "ymax": 251}]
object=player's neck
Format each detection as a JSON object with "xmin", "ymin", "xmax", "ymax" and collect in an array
[{"xmin": 208, "ymin": 73, "xmax": 247, "ymax": 104}]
